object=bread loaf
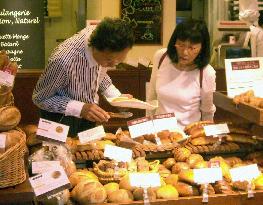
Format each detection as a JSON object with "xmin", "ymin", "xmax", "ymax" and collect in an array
[
  {"xmin": 108, "ymin": 189, "xmax": 133, "ymax": 203},
  {"xmin": 0, "ymin": 106, "xmax": 21, "ymax": 131},
  {"xmin": 71, "ymin": 180, "xmax": 107, "ymax": 204},
  {"xmin": 174, "ymin": 182, "xmax": 199, "ymax": 196}
]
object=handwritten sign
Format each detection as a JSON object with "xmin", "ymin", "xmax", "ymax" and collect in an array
[
  {"xmin": 121, "ymin": 0, "xmax": 162, "ymax": 44},
  {"xmin": 230, "ymin": 164, "xmax": 260, "ymax": 182},
  {"xmin": 129, "ymin": 173, "xmax": 161, "ymax": 188},
  {"xmin": 225, "ymin": 57, "xmax": 263, "ymax": 97},
  {"xmin": 194, "ymin": 168, "xmax": 223, "ymax": 184},
  {"xmin": 203, "ymin": 123, "xmax": 229, "ymax": 137},
  {"xmin": 104, "ymin": 144, "xmax": 132, "ymax": 162},
  {"xmin": 78, "ymin": 125, "xmax": 106, "ymax": 144},
  {"xmin": 0, "ymin": 1, "xmax": 45, "ymax": 69}
]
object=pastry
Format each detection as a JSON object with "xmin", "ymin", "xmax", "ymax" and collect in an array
[
  {"xmin": 174, "ymin": 147, "xmax": 191, "ymax": 162},
  {"xmin": 174, "ymin": 182, "xmax": 199, "ymax": 196}
]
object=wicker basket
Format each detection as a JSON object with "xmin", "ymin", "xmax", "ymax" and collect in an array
[{"xmin": 0, "ymin": 128, "xmax": 27, "ymax": 188}]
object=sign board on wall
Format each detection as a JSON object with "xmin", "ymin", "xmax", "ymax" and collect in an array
[
  {"xmin": 121, "ymin": 0, "xmax": 163, "ymax": 45},
  {"xmin": 0, "ymin": 1, "xmax": 45, "ymax": 69}
]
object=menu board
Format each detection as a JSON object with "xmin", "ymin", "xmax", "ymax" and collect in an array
[
  {"xmin": 0, "ymin": 1, "xmax": 45, "ymax": 69},
  {"xmin": 121, "ymin": 0, "xmax": 162, "ymax": 45},
  {"xmin": 225, "ymin": 57, "xmax": 263, "ymax": 97}
]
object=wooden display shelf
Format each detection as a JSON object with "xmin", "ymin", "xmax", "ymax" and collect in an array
[
  {"xmin": 0, "ymin": 178, "xmax": 35, "ymax": 205},
  {"xmin": 68, "ymin": 190, "xmax": 263, "ymax": 205},
  {"xmin": 214, "ymin": 92, "xmax": 263, "ymax": 126}
]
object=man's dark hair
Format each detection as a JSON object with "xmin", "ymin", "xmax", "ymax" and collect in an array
[
  {"xmin": 167, "ymin": 19, "xmax": 210, "ymax": 69},
  {"xmin": 259, "ymin": 10, "xmax": 263, "ymax": 27},
  {"xmin": 89, "ymin": 17, "xmax": 134, "ymax": 51}
]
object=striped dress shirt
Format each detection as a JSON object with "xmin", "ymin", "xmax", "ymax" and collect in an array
[{"xmin": 32, "ymin": 27, "xmax": 121, "ymax": 118}]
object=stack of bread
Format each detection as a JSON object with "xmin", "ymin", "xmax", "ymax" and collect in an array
[
  {"xmin": 0, "ymin": 50, "xmax": 27, "ymax": 188},
  {"xmin": 233, "ymin": 90, "xmax": 263, "ymax": 109}
]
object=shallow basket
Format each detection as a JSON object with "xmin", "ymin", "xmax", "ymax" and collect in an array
[{"xmin": 0, "ymin": 128, "xmax": 27, "ymax": 188}]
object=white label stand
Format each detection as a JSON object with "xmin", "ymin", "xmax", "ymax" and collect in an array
[
  {"xmin": 247, "ymin": 181, "xmax": 254, "ymax": 198},
  {"xmin": 202, "ymin": 183, "xmax": 209, "ymax": 203},
  {"xmin": 143, "ymin": 186, "xmax": 150, "ymax": 205}
]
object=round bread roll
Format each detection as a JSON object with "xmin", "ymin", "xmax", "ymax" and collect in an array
[
  {"xmin": 108, "ymin": 189, "xmax": 133, "ymax": 203},
  {"xmin": 165, "ymin": 174, "xmax": 178, "ymax": 186},
  {"xmin": 254, "ymin": 174, "xmax": 263, "ymax": 190},
  {"xmin": 199, "ymin": 184, "xmax": 215, "ymax": 195},
  {"xmin": 0, "ymin": 106, "xmax": 21, "ymax": 131},
  {"xmin": 172, "ymin": 162, "xmax": 190, "ymax": 174},
  {"xmin": 174, "ymin": 182, "xmax": 199, "ymax": 196},
  {"xmin": 174, "ymin": 147, "xmax": 191, "ymax": 162},
  {"xmin": 156, "ymin": 185, "xmax": 179, "ymax": 199},
  {"xmin": 178, "ymin": 169, "xmax": 195, "ymax": 185},
  {"xmin": 103, "ymin": 133, "xmax": 117, "ymax": 141},
  {"xmin": 104, "ymin": 182, "xmax": 119, "ymax": 196},
  {"xmin": 20, "ymin": 124, "xmax": 37, "ymax": 137},
  {"xmin": 71, "ymin": 180, "xmax": 107, "ymax": 204},
  {"xmin": 163, "ymin": 158, "xmax": 176, "ymax": 169},
  {"xmin": 192, "ymin": 161, "xmax": 208, "ymax": 169},
  {"xmin": 186, "ymin": 154, "xmax": 204, "ymax": 168},
  {"xmin": 133, "ymin": 187, "xmax": 156, "ymax": 201},
  {"xmin": 69, "ymin": 171, "xmax": 98, "ymax": 187},
  {"xmin": 119, "ymin": 174, "xmax": 137, "ymax": 192}
]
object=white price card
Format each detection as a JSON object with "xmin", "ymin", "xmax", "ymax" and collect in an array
[
  {"xmin": 0, "ymin": 70, "xmax": 15, "ymax": 87},
  {"xmin": 29, "ymin": 166, "xmax": 71, "ymax": 199},
  {"xmin": 36, "ymin": 118, "xmax": 69, "ymax": 143},
  {"xmin": 127, "ymin": 117, "xmax": 155, "ymax": 138},
  {"xmin": 129, "ymin": 173, "xmax": 161, "ymax": 188},
  {"xmin": 203, "ymin": 124, "xmax": 229, "ymax": 137},
  {"xmin": 230, "ymin": 164, "xmax": 260, "ymax": 182},
  {"xmin": 152, "ymin": 113, "xmax": 178, "ymax": 132},
  {"xmin": 194, "ymin": 168, "xmax": 223, "ymax": 184},
  {"xmin": 225, "ymin": 57, "xmax": 263, "ymax": 97},
  {"xmin": 78, "ymin": 125, "xmax": 105, "ymax": 144},
  {"xmin": 104, "ymin": 144, "xmax": 132, "ymax": 162},
  {"xmin": 32, "ymin": 161, "xmax": 61, "ymax": 174},
  {"xmin": 0, "ymin": 134, "xmax": 6, "ymax": 149}
]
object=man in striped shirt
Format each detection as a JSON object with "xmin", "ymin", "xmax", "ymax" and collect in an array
[{"xmin": 32, "ymin": 17, "xmax": 134, "ymax": 136}]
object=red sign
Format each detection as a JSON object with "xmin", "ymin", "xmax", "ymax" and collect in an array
[{"xmin": 231, "ymin": 60, "xmax": 260, "ymax": 70}]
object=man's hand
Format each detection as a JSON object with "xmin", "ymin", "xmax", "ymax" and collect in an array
[
  {"xmin": 80, "ymin": 103, "xmax": 110, "ymax": 123},
  {"xmin": 119, "ymin": 93, "xmax": 133, "ymax": 98}
]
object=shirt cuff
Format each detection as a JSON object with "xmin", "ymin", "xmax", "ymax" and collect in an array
[
  {"xmin": 101, "ymin": 84, "xmax": 121, "ymax": 98},
  {"xmin": 65, "ymin": 100, "xmax": 85, "ymax": 118}
]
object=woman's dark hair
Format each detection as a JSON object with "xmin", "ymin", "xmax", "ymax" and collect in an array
[
  {"xmin": 167, "ymin": 19, "xmax": 210, "ymax": 69},
  {"xmin": 259, "ymin": 10, "xmax": 263, "ymax": 27},
  {"xmin": 89, "ymin": 17, "xmax": 134, "ymax": 51}
]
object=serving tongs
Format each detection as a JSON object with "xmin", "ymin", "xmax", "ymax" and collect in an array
[{"xmin": 108, "ymin": 112, "xmax": 133, "ymax": 118}]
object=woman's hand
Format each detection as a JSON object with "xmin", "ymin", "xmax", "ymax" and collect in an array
[{"xmin": 80, "ymin": 103, "xmax": 110, "ymax": 122}]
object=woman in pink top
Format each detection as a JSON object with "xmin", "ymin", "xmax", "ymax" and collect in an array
[{"xmin": 147, "ymin": 19, "xmax": 216, "ymax": 129}]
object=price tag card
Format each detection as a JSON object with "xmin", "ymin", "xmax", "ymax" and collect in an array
[
  {"xmin": 225, "ymin": 57, "xmax": 263, "ymax": 97},
  {"xmin": 36, "ymin": 118, "xmax": 69, "ymax": 143},
  {"xmin": 203, "ymin": 123, "xmax": 229, "ymax": 137},
  {"xmin": 129, "ymin": 173, "xmax": 161, "ymax": 188},
  {"xmin": 32, "ymin": 161, "xmax": 61, "ymax": 174},
  {"xmin": 194, "ymin": 168, "xmax": 222, "ymax": 184},
  {"xmin": 78, "ymin": 125, "xmax": 106, "ymax": 144},
  {"xmin": 29, "ymin": 166, "xmax": 71, "ymax": 199},
  {"xmin": 104, "ymin": 144, "xmax": 132, "ymax": 162},
  {"xmin": 152, "ymin": 113, "xmax": 178, "ymax": 132},
  {"xmin": 127, "ymin": 117, "xmax": 154, "ymax": 138},
  {"xmin": 230, "ymin": 164, "xmax": 260, "ymax": 182},
  {"xmin": 0, "ymin": 133, "xmax": 6, "ymax": 149},
  {"xmin": 0, "ymin": 70, "xmax": 15, "ymax": 87}
]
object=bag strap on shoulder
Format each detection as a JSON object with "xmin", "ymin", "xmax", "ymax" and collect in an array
[{"xmin": 158, "ymin": 51, "xmax": 167, "ymax": 69}]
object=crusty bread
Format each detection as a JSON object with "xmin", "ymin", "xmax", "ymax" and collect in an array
[{"xmin": 0, "ymin": 106, "xmax": 21, "ymax": 131}]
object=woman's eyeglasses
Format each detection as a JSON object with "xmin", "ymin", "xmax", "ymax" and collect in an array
[{"xmin": 175, "ymin": 44, "xmax": 201, "ymax": 53}]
